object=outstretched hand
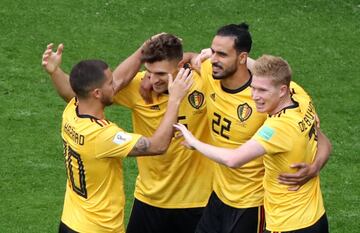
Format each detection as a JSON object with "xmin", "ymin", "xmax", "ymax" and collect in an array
[
  {"xmin": 168, "ymin": 68, "xmax": 193, "ymax": 103},
  {"xmin": 278, "ymin": 163, "xmax": 317, "ymax": 191},
  {"xmin": 193, "ymin": 48, "xmax": 212, "ymax": 69},
  {"xmin": 173, "ymin": 123, "xmax": 197, "ymax": 150},
  {"xmin": 42, "ymin": 43, "xmax": 64, "ymax": 75}
]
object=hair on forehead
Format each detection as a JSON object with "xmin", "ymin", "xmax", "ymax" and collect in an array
[
  {"xmin": 141, "ymin": 33, "xmax": 183, "ymax": 63},
  {"xmin": 253, "ymin": 55, "xmax": 292, "ymax": 86}
]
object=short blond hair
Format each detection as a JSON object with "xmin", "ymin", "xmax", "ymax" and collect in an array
[{"xmin": 252, "ymin": 55, "xmax": 292, "ymax": 86}]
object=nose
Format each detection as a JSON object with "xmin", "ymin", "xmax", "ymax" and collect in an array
[
  {"xmin": 210, "ymin": 53, "xmax": 218, "ymax": 64},
  {"xmin": 149, "ymin": 73, "xmax": 159, "ymax": 84},
  {"xmin": 251, "ymin": 89, "xmax": 259, "ymax": 100}
]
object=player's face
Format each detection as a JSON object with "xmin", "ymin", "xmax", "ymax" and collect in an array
[
  {"xmin": 145, "ymin": 60, "xmax": 178, "ymax": 94},
  {"xmin": 251, "ymin": 75, "xmax": 282, "ymax": 114},
  {"xmin": 99, "ymin": 68, "xmax": 115, "ymax": 106},
  {"xmin": 210, "ymin": 36, "xmax": 240, "ymax": 79}
]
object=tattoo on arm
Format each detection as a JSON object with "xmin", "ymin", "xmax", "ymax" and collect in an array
[{"xmin": 129, "ymin": 137, "xmax": 151, "ymax": 156}]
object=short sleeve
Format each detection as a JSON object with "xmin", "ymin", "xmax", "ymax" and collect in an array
[
  {"xmin": 252, "ymin": 119, "xmax": 294, "ymax": 155},
  {"xmin": 113, "ymin": 71, "xmax": 146, "ymax": 108},
  {"xmin": 95, "ymin": 124, "xmax": 142, "ymax": 159}
]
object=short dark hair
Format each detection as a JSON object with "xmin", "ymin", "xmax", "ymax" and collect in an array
[
  {"xmin": 216, "ymin": 22, "xmax": 252, "ymax": 53},
  {"xmin": 69, "ymin": 60, "xmax": 109, "ymax": 98},
  {"xmin": 141, "ymin": 33, "xmax": 183, "ymax": 63}
]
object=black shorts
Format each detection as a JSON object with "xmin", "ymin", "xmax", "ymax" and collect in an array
[
  {"xmin": 264, "ymin": 213, "xmax": 329, "ymax": 233},
  {"xmin": 126, "ymin": 198, "xmax": 204, "ymax": 233},
  {"xmin": 195, "ymin": 192, "xmax": 265, "ymax": 233},
  {"xmin": 58, "ymin": 221, "xmax": 78, "ymax": 233}
]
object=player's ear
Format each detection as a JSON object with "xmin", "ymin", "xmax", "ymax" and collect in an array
[
  {"xmin": 238, "ymin": 52, "xmax": 248, "ymax": 65},
  {"xmin": 279, "ymin": 84, "xmax": 288, "ymax": 98},
  {"xmin": 177, "ymin": 60, "xmax": 185, "ymax": 69},
  {"xmin": 92, "ymin": 88, "xmax": 102, "ymax": 99}
]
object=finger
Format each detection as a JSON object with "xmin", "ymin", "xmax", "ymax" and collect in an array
[
  {"xmin": 57, "ymin": 43, "xmax": 64, "ymax": 55},
  {"xmin": 290, "ymin": 163, "xmax": 307, "ymax": 169},
  {"xmin": 278, "ymin": 173, "xmax": 303, "ymax": 179},
  {"xmin": 278, "ymin": 179, "xmax": 300, "ymax": 185},
  {"xmin": 182, "ymin": 68, "xmax": 191, "ymax": 79},
  {"xmin": 185, "ymin": 76, "xmax": 194, "ymax": 90},
  {"xmin": 174, "ymin": 131, "xmax": 183, "ymax": 139},
  {"xmin": 41, "ymin": 61, "xmax": 48, "ymax": 66},
  {"xmin": 173, "ymin": 123, "xmax": 182, "ymax": 131},
  {"xmin": 168, "ymin": 73, "xmax": 174, "ymax": 86},
  {"xmin": 47, "ymin": 43, "xmax": 54, "ymax": 49},
  {"xmin": 288, "ymin": 185, "xmax": 300, "ymax": 191},
  {"xmin": 173, "ymin": 68, "xmax": 184, "ymax": 82}
]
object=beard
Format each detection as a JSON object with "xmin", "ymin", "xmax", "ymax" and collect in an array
[
  {"xmin": 101, "ymin": 95, "xmax": 113, "ymax": 106},
  {"xmin": 212, "ymin": 62, "xmax": 238, "ymax": 80}
]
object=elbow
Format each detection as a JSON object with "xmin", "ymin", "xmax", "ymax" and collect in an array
[
  {"xmin": 224, "ymin": 158, "xmax": 241, "ymax": 169},
  {"xmin": 152, "ymin": 143, "xmax": 169, "ymax": 155},
  {"xmin": 155, "ymin": 146, "xmax": 168, "ymax": 155}
]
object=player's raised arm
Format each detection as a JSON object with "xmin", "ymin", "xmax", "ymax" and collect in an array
[
  {"xmin": 112, "ymin": 44, "xmax": 144, "ymax": 93},
  {"xmin": 128, "ymin": 68, "xmax": 193, "ymax": 156},
  {"xmin": 42, "ymin": 43, "xmax": 75, "ymax": 102},
  {"xmin": 278, "ymin": 129, "xmax": 332, "ymax": 191}
]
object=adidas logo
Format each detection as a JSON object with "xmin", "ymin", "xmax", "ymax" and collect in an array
[{"xmin": 210, "ymin": 93, "xmax": 216, "ymax": 101}]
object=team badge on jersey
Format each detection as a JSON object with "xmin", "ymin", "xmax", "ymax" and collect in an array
[
  {"xmin": 188, "ymin": 90, "xmax": 204, "ymax": 109},
  {"xmin": 237, "ymin": 103, "xmax": 252, "ymax": 122}
]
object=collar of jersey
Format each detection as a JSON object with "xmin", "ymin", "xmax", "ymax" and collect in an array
[
  {"xmin": 220, "ymin": 69, "xmax": 252, "ymax": 94},
  {"xmin": 75, "ymin": 105, "xmax": 100, "ymax": 120},
  {"xmin": 269, "ymin": 98, "xmax": 299, "ymax": 117}
]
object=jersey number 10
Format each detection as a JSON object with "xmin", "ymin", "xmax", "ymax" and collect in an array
[{"xmin": 63, "ymin": 140, "xmax": 88, "ymax": 198}]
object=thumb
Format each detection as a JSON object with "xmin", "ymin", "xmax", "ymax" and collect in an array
[{"xmin": 57, "ymin": 43, "xmax": 64, "ymax": 55}]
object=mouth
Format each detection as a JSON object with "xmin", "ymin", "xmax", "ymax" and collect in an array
[
  {"xmin": 212, "ymin": 64, "xmax": 222, "ymax": 73},
  {"xmin": 255, "ymin": 101, "xmax": 265, "ymax": 109}
]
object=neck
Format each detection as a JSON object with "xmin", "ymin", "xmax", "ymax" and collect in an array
[
  {"xmin": 270, "ymin": 94, "xmax": 293, "ymax": 115},
  {"xmin": 220, "ymin": 65, "xmax": 250, "ymax": 90},
  {"xmin": 77, "ymin": 98, "xmax": 105, "ymax": 119}
]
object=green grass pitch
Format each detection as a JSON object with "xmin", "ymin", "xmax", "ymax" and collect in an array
[{"xmin": 0, "ymin": 0, "xmax": 359, "ymax": 232}]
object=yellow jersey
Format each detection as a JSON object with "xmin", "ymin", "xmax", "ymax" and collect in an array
[
  {"xmin": 113, "ymin": 71, "xmax": 213, "ymax": 208},
  {"xmin": 201, "ymin": 59, "xmax": 266, "ymax": 208},
  {"xmin": 253, "ymin": 94, "xmax": 325, "ymax": 232},
  {"xmin": 61, "ymin": 98, "xmax": 141, "ymax": 233},
  {"xmin": 200, "ymin": 59, "xmax": 310, "ymax": 209}
]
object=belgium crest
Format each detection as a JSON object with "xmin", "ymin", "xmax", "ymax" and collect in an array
[
  {"xmin": 188, "ymin": 90, "xmax": 204, "ymax": 109},
  {"xmin": 237, "ymin": 103, "xmax": 252, "ymax": 122}
]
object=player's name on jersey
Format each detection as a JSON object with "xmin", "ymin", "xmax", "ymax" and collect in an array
[
  {"xmin": 63, "ymin": 122, "xmax": 85, "ymax": 145},
  {"xmin": 298, "ymin": 101, "xmax": 316, "ymax": 133}
]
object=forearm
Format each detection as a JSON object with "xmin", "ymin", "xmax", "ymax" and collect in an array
[
  {"xmin": 147, "ymin": 98, "xmax": 182, "ymax": 153},
  {"xmin": 191, "ymin": 140, "xmax": 243, "ymax": 168},
  {"xmin": 50, "ymin": 68, "xmax": 75, "ymax": 102},
  {"xmin": 113, "ymin": 46, "xmax": 143, "ymax": 92},
  {"xmin": 312, "ymin": 129, "xmax": 332, "ymax": 173}
]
